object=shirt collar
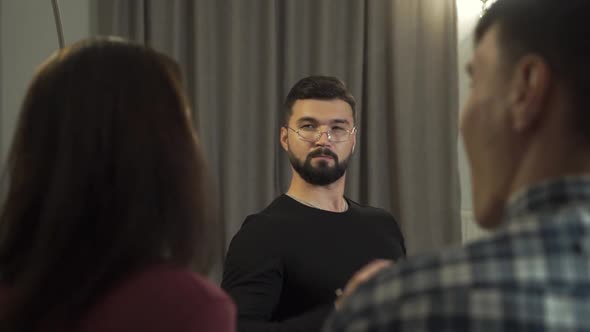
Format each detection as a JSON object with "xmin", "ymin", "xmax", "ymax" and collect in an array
[{"xmin": 504, "ymin": 175, "xmax": 590, "ymax": 221}]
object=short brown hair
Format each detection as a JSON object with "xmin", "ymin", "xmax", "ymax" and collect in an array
[
  {"xmin": 476, "ymin": 0, "xmax": 590, "ymax": 140},
  {"xmin": 284, "ymin": 75, "xmax": 356, "ymax": 124}
]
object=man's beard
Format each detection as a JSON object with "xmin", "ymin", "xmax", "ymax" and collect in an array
[{"xmin": 288, "ymin": 147, "xmax": 349, "ymax": 186}]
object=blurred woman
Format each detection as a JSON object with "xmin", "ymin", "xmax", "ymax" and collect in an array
[{"xmin": 0, "ymin": 38, "xmax": 235, "ymax": 332}]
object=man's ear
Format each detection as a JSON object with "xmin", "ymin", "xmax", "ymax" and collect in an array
[
  {"xmin": 280, "ymin": 126, "xmax": 289, "ymax": 152},
  {"xmin": 508, "ymin": 55, "xmax": 550, "ymax": 132},
  {"xmin": 351, "ymin": 127, "xmax": 358, "ymax": 153}
]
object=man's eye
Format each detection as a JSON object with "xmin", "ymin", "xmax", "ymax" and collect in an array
[{"xmin": 300, "ymin": 124, "xmax": 316, "ymax": 130}]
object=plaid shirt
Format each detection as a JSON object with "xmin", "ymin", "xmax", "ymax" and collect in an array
[{"xmin": 323, "ymin": 176, "xmax": 590, "ymax": 332}]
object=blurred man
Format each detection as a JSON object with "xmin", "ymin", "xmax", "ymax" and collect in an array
[
  {"xmin": 324, "ymin": 1, "xmax": 590, "ymax": 331},
  {"xmin": 222, "ymin": 76, "xmax": 406, "ymax": 332}
]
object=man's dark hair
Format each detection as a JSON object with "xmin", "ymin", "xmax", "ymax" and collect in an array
[
  {"xmin": 284, "ymin": 75, "xmax": 356, "ymax": 124},
  {"xmin": 0, "ymin": 38, "xmax": 216, "ymax": 331},
  {"xmin": 476, "ymin": 0, "xmax": 590, "ymax": 139}
]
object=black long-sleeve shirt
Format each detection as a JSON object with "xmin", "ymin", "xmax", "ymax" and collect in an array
[{"xmin": 222, "ymin": 194, "xmax": 406, "ymax": 332}]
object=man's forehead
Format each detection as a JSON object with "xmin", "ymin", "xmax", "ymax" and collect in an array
[
  {"xmin": 291, "ymin": 99, "xmax": 352, "ymax": 119},
  {"xmin": 292, "ymin": 98, "xmax": 351, "ymax": 110},
  {"xmin": 473, "ymin": 25, "xmax": 501, "ymax": 66}
]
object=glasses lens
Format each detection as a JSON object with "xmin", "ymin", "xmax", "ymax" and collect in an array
[
  {"xmin": 293, "ymin": 127, "xmax": 352, "ymax": 142},
  {"xmin": 330, "ymin": 128, "xmax": 350, "ymax": 142},
  {"xmin": 298, "ymin": 128, "xmax": 318, "ymax": 142}
]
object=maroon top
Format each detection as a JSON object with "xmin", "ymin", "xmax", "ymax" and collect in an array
[{"xmin": 0, "ymin": 264, "xmax": 236, "ymax": 332}]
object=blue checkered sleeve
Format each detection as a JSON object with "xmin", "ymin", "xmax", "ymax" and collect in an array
[{"xmin": 323, "ymin": 176, "xmax": 590, "ymax": 332}]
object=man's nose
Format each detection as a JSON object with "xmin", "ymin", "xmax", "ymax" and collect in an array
[{"xmin": 315, "ymin": 131, "xmax": 332, "ymax": 146}]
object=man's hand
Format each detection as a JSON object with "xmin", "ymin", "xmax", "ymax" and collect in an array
[{"xmin": 334, "ymin": 259, "xmax": 393, "ymax": 310}]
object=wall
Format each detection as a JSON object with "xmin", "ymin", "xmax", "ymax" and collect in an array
[
  {"xmin": 456, "ymin": 0, "xmax": 493, "ymax": 242},
  {"xmin": 0, "ymin": 0, "xmax": 92, "ymax": 162},
  {"xmin": 1, "ymin": 0, "xmax": 488, "ymax": 244}
]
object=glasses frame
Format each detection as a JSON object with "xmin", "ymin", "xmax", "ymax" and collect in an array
[{"xmin": 286, "ymin": 126, "xmax": 357, "ymax": 143}]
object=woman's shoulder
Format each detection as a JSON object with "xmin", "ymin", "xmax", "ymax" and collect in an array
[
  {"xmin": 82, "ymin": 263, "xmax": 235, "ymax": 332},
  {"xmin": 129, "ymin": 264, "xmax": 230, "ymax": 301}
]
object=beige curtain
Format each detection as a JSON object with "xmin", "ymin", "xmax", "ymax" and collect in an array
[{"xmin": 93, "ymin": 0, "xmax": 461, "ymax": 279}]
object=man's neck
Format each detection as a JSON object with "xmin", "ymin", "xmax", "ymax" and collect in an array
[
  {"xmin": 286, "ymin": 173, "xmax": 348, "ymax": 212},
  {"xmin": 510, "ymin": 135, "xmax": 590, "ymax": 197}
]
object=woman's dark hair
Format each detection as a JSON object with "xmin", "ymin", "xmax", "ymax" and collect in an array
[{"xmin": 0, "ymin": 38, "xmax": 216, "ymax": 331}]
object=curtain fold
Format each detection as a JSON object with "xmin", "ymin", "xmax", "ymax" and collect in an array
[{"xmin": 93, "ymin": 1, "xmax": 461, "ymax": 279}]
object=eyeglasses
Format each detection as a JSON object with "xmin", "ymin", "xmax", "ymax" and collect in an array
[{"xmin": 286, "ymin": 125, "xmax": 356, "ymax": 143}]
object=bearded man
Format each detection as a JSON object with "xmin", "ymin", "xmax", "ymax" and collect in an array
[{"xmin": 222, "ymin": 75, "xmax": 406, "ymax": 332}]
